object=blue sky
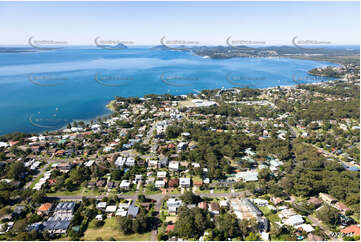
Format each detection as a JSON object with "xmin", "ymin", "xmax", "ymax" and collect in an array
[{"xmin": 0, "ymin": 1, "xmax": 359, "ymax": 45}]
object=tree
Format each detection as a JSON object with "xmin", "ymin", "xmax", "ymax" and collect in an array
[
  {"xmin": 316, "ymin": 205, "xmax": 340, "ymax": 228},
  {"xmin": 138, "ymin": 194, "xmax": 146, "ymax": 203},
  {"xmin": 180, "ymin": 191, "xmax": 201, "ymax": 204},
  {"xmin": 7, "ymin": 161, "xmax": 26, "ymax": 180},
  {"xmin": 245, "ymin": 232, "xmax": 260, "ymax": 241},
  {"xmin": 31, "ymin": 190, "xmax": 46, "ymax": 204}
]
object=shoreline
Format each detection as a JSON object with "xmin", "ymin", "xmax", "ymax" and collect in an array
[{"xmin": 1, "ymin": 77, "xmax": 343, "ymax": 137}]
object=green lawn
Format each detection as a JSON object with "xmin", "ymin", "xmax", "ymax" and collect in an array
[
  {"xmin": 82, "ymin": 217, "xmax": 151, "ymax": 241},
  {"xmin": 259, "ymin": 206, "xmax": 280, "ymax": 223}
]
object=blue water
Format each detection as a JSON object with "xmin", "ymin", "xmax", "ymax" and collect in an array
[{"xmin": 0, "ymin": 47, "xmax": 338, "ymax": 135}]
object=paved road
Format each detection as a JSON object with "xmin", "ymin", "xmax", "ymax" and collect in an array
[
  {"xmin": 48, "ymin": 191, "xmax": 249, "ymax": 201},
  {"xmin": 24, "ymin": 154, "xmax": 57, "ymax": 189},
  {"xmin": 307, "ymin": 215, "xmax": 334, "ymax": 238}
]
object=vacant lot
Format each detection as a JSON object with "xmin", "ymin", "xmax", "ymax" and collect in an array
[{"xmin": 82, "ymin": 217, "xmax": 150, "ymax": 241}]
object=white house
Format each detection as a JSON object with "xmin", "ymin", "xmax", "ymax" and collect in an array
[
  {"xmin": 120, "ymin": 180, "xmax": 131, "ymax": 190},
  {"xmin": 236, "ymin": 171, "xmax": 258, "ymax": 182},
  {"xmin": 179, "ymin": 178, "xmax": 191, "ymax": 188},
  {"xmin": 155, "ymin": 180, "xmax": 166, "ymax": 188},
  {"xmin": 125, "ymin": 157, "xmax": 135, "ymax": 167},
  {"xmin": 97, "ymin": 202, "xmax": 107, "ymax": 210},
  {"xmin": 157, "ymin": 171, "xmax": 167, "ymax": 178},
  {"xmin": 115, "ymin": 157, "xmax": 126, "ymax": 168},
  {"xmin": 105, "ymin": 205, "xmax": 117, "ymax": 213},
  {"xmin": 284, "ymin": 215, "xmax": 304, "ymax": 226},
  {"xmin": 169, "ymin": 161, "xmax": 179, "ymax": 171}
]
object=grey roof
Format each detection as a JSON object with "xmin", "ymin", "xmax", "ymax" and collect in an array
[
  {"xmin": 54, "ymin": 202, "xmax": 76, "ymax": 212},
  {"xmin": 128, "ymin": 204, "xmax": 139, "ymax": 218}
]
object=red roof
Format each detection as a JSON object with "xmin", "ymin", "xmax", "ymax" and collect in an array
[
  {"xmin": 166, "ymin": 225, "xmax": 175, "ymax": 232},
  {"xmin": 341, "ymin": 225, "xmax": 360, "ymax": 236},
  {"xmin": 38, "ymin": 203, "xmax": 52, "ymax": 212}
]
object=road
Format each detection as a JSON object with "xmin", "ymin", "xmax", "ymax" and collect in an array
[
  {"xmin": 307, "ymin": 215, "xmax": 338, "ymax": 239},
  {"xmin": 47, "ymin": 191, "xmax": 249, "ymax": 201},
  {"xmin": 24, "ymin": 154, "xmax": 58, "ymax": 189}
]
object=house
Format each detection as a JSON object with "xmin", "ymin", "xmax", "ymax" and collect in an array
[
  {"xmin": 96, "ymin": 179, "xmax": 106, "ymax": 188},
  {"xmin": 37, "ymin": 203, "xmax": 53, "ymax": 216},
  {"xmin": 179, "ymin": 177, "xmax": 191, "ymax": 188},
  {"xmin": 107, "ymin": 181, "xmax": 115, "ymax": 189},
  {"xmin": 307, "ymin": 233, "xmax": 323, "ymax": 241},
  {"xmin": 177, "ymin": 142, "xmax": 188, "ymax": 150},
  {"xmin": 87, "ymin": 181, "xmax": 96, "ymax": 188},
  {"xmin": 253, "ymin": 199, "xmax": 268, "ymax": 206},
  {"xmin": 193, "ymin": 180, "xmax": 203, "ymax": 187},
  {"xmin": 168, "ymin": 178, "xmax": 179, "ymax": 188},
  {"xmin": 116, "ymin": 209, "xmax": 128, "ymax": 217},
  {"xmin": 105, "ymin": 205, "xmax": 117, "ymax": 214},
  {"xmin": 120, "ymin": 180, "xmax": 131, "ymax": 190},
  {"xmin": 209, "ymin": 202, "xmax": 220, "ymax": 215},
  {"xmin": 236, "ymin": 171, "xmax": 258, "ymax": 182},
  {"xmin": 155, "ymin": 180, "xmax": 166, "ymax": 188},
  {"xmin": 54, "ymin": 202, "xmax": 76, "ymax": 215},
  {"xmin": 335, "ymin": 202, "xmax": 350, "ymax": 213},
  {"xmin": 169, "ymin": 161, "xmax": 179, "ymax": 171},
  {"xmin": 159, "ymin": 156, "xmax": 169, "ymax": 167},
  {"xmin": 57, "ymin": 162, "xmax": 72, "ymax": 172},
  {"xmin": 13, "ymin": 206, "xmax": 26, "ymax": 216},
  {"xmin": 115, "ymin": 156, "xmax": 126, "ymax": 168},
  {"xmin": 166, "ymin": 224, "xmax": 175, "ymax": 233},
  {"xmin": 157, "ymin": 171, "xmax": 167, "ymax": 178},
  {"xmin": 125, "ymin": 157, "xmax": 135, "ymax": 167},
  {"xmin": 148, "ymin": 159, "xmax": 158, "ymax": 169},
  {"xmin": 296, "ymin": 224, "xmax": 314, "ymax": 233},
  {"xmin": 341, "ymin": 225, "xmax": 360, "ymax": 236},
  {"xmin": 307, "ymin": 197, "xmax": 322, "ymax": 208},
  {"xmin": 134, "ymin": 175, "xmax": 143, "ymax": 183},
  {"xmin": 220, "ymin": 200, "xmax": 228, "ymax": 207},
  {"xmin": 128, "ymin": 204, "xmax": 139, "ymax": 218},
  {"xmin": 146, "ymin": 177, "xmax": 155, "ymax": 185},
  {"xmin": 97, "ymin": 202, "xmax": 107, "ymax": 210},
  {"xmin": 271, "ymin": 197, "xmax": 283, "ymax": 206},
  {"xmin": 284, "ymin": 215, "xmax": 304, "ymax": 226},
  {"xmin": 84, "ymin": 160, "xmax": 95, "ymax": 167},
  {"xmin": 167, "ymin": 198, "xmax": 182, "ymax": 215},
  {"xmin": 198, "ymin": 202, "xmax": 208, "ymax": 210},
  {"xmin": 319, "ymin": 193, "xmax": 337, "ymax": 204}
]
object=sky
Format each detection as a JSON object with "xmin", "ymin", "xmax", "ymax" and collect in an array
[{"xmin": 0, "ymin": 1, "xmax": 359, "ymax": 46}]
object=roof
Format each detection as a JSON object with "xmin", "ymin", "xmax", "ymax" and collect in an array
[
  {"xmin": 38, "ymin": 203, "xmax": 52, "ymax": 212},
  {"xmin": 198, "ymin": 202, "xmax": 207, "ymax": 209},
  {"xmin": 128, "ymin": 204, "xmax": 139, "ymax": 218},
  {"xmin": 166, "ymin": 225, "xmax": 175, "ymax": 232},
  {"xmin": 105, "ymin": 205, "xmax": 117, "ymax": 213},
  {"xmin": 210, "ymin": 202, "xmax": 220, "ymax": 211},
  {"xmin": 308, "ymin": 197, "xmax": 323, "ymax": 206},
  {"xmin": 341, "ymin": 225, "xmax": 360, "ymax": 236}
]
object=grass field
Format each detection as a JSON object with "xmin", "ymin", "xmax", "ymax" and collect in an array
[
  {"xmin": 82, "ymin": 217, "xmax": 151, "ymax": 241},
  {"xmin": 259, "ymin": 206, "xmax": 281, "ymax": 223}
]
